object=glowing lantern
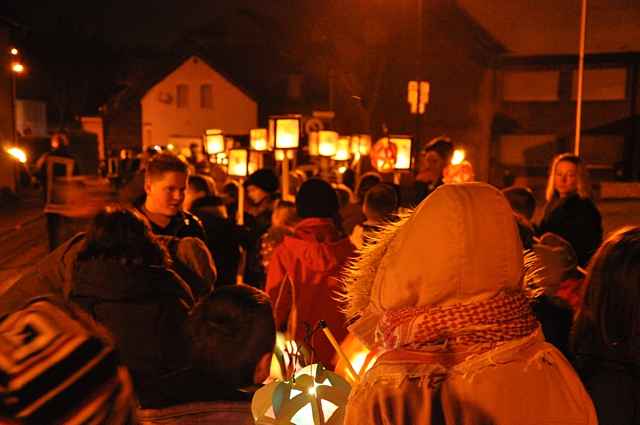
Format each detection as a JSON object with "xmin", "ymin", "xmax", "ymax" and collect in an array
[
  {"xmin": 358, "ymin": 135, "xmax": 372, "ymax": 156},
  {"xmin": 370, "ymin": 138, "xmax": 397, "ymax": 173},
  {"xmin": 228, "ymin": 149, "xmax": 249, "ymax": 177},
  {"xmin": 391, "ymin": 135, "xmax": 413, "ymax": 171},
  {"xmin": 205, "ymin": 129, "xmax": 224, "ymax": 155},
  {"xmin": 443, "ymin": 149, "xmax": 475, "ymax": 183},
  {"xmin": 251, "ymin": 128, "xmax": 269, "ymax": 151},
  {"xmin": 275, "ymin": 149, "xmax": 296, "ymax": 162},
  {"xmin": 333, "ymin": 137, "xmax": 351, "ymax": 161},
  {"xmin": 216, "ymin": 152, "xmax": 228, "ymax": 165},
  {"xmin": 252, "ymin": 363, "xmax": 351, "ymax": 425},
  {"xmin": 6, "ymin": 147, "xmax": 27, "ymax": 163},
  {"xmin": 275, "ymin": 116, "xmax": 301, "ymax": 149},
  {"xmin": 350, "ymin": 136, "xmax": 360, "ymax": 156},
  {"xmin": 318, "ymin": 131, "xmax": 338, "ymax": 157},
  {"xmin": 333, "ymin": 334, "xmax": 379, "ymax": 385},
  {"xmin": 308, "ymin": 132, "xmax": 320, "ymax": 156}
]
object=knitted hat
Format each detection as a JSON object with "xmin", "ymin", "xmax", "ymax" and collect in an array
[
  {"xmin": 244, "ymin": 169, "xmax": 279, "ymax": 194},
  {"xmin": 0, "ymin": 297, "xmax": 136, "ymax": 424},
  {"xmin": 296, "ymin": 178, "xmax": 339, "ymax": 219}
]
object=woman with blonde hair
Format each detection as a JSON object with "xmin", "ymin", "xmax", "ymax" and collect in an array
[
  {"xmin": 538, "ymin": 153, "xmax": 602, "ymax": 268},
  {"xmin": 571, "ymin": 226, "xmax": 640, "ymax": 424}
]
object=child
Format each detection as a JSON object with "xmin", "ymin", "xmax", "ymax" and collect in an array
[{"xmin": 350, "ymin": 183, "xmax": 398, "ymax": 249}]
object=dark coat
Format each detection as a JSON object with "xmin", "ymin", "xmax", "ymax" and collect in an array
[
  {"xmin": 538, "ymin": 194, "xmax": 603, "ymax": 268},
  {"xmin": 190, "ymin": 196, "xmax": 241, "ymax": 286},
  {"xmin": 137, "ymin": 206, "xmax": 207, "ymax": 242},
  {"xmin": 71, "ymin": 258, "xmax": 194, "ymax": 408}
]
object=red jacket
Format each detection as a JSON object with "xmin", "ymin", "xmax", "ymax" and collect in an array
[{"xmin": 265, "ymin": 218, "xmax": 355, "ymax": 367}]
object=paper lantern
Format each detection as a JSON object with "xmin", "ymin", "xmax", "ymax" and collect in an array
[
  {"xmin": 275, "ymin": 116, "xmax": 301, "ymax": 149},
  {"xmin": 308, "ymin": 132, "xmax": 320, "ymax": 157},
  {"xmin": 350, "ymin": 136, "xmax": 360, "ymax": 156},
  {"xmin": 358, "ymin": 135, "xmax": 372, "ymax": 156},
  {"xmin": 370, "ymin": 138, "xmax": 397, "ymax": 173},
  {"xmin": 444, "ymin": 160, "xmax": 475, "ymax": 184},
  {"xmin": 275, "ymin": 149, "xmax": 296, "ymax": 162},
  {"xmin": 252, "ymin": 363, "xmax": 351, "ymax": 425},
  {"xmin": 390, "ymin": 136, "xmax": 413, "ymax": 171},
  {"xmin": 205, "ymin": 129, "xmax": 224, "ymax": 155},
  {"xmin": 251, "ymin": 128, "xmax": 269, "ymax": 151},
  {"xmin": 333, "ymin": 137, "xmax": 351, "ymax": 161},
  {"xmin": 318, "ymin": 131, "xmax": 338, "ymax": 157},
  {"xmin": 228, "ymin": 149, "xmax": 249, "ymax": 177}
]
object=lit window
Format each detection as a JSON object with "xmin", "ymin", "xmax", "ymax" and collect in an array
[
  {"xmin": 200, "ymin": 84, "xmax": 213, "ymax": 109},
  {"xmin": 177, "ymin": 84, "xmax": 189, "ymax": 108}
]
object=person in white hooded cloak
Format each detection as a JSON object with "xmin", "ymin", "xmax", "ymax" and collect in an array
[{"xmin": 341, "ymin": 182, "xmax": 596, "ymax": 425}]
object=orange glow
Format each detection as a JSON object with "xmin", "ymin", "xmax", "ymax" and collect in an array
[
  {"xmin": 333, "ymin": 137, "xmax": 351, "ymax": 161},
  {"xmin": 250, "ymin": 128, "xmax": 269, "ymax": 151},
  {"xmin": 228, "ymin": 149, "xmax": 249, "ymax": 177},
  {"xmin": 451, "ymin": 149, "xmax": 466, "ymax": 165},
  {"xmin": 10, "ymin": 47, "xmax": 18, "ymax": 56},
  {"xmin": 6, "ymin": 147, "xmax": 27, "ymax": 163},
  {"xmin": 358, "ymin": 135, "xmax": 372, "ymax": 155},
  {"xmin": 11, "ymin": 62, "xmax": 25, "ymax": 74},
  {"xmin": 391, "ymin": 136, "xmax": 412, "ymax": 170},
  {"xmin": 275, "ymin": 118, "xmax": 300, "ymax": 149},
  {"xmin": 334, "ymin": 334, "xmax": 379, "ymax": 384},
  {"xmin": 318, "ymin": 131, "xmax": 338, "ymax": 157},
  {"xmin": 308, "ymin": 132, "xmax": 319, "ymax": 156},
  {"xmin": 205, "ymin": 130, "xmax": 224, "ymax": 155}
]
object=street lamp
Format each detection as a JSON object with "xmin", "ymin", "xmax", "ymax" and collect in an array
[{"xmin": 10, "ymin": 47, "xmax": 19, "ymax": 56}]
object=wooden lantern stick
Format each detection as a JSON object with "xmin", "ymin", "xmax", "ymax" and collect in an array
[{"xmin": 319, "ymin": 321, "xmax": 360, "ymax": 383}]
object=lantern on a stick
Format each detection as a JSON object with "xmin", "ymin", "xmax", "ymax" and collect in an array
[
  {"xmin": 228, "ymin": 148, "xmax": 249, "ymax": 226},
  {"xmin": 443, "ymin": 148, "xmax": 474, "ymax": 183},
  {"xmin": 391, "ymin": 135, "xmax": 413, "ymax": 171},
  {"xmin": 318, "ymin": 131, "xmax": 338, "ymax": 158},
  {"xmin": 205, "ymin": 129, "xmax": 224, "ymax": 155},
  {"xmin": 251, "ymin": 128, "xmax": 269, "ymax": 152},
  {"xmin": 273, "ymin": 116, "xmax": 301, "ymax": 200},
  {"xmin": 333, "ymin": 137, "xmax": 351, "ymax": 161},
  {"xmin": 370, "ymin": 137, "xmax": 397, "ymax": 173}
]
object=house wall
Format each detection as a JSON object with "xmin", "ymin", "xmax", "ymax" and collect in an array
[
  {"xmin": 141, "ymin": 56, "xmax": 257, "ymax": 150},
  {"xmin": 493, "ymin": 55, "xmax": 640, "ymax": 186}
]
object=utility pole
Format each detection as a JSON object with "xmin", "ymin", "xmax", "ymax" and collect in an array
[{"xmin": 574, "ymin": 0, "xmax": 588, "ymax": 156}]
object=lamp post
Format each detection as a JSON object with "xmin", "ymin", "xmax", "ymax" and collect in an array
[{"xmin": 273, "ymin": 115, "xmax": 301, "ymax": 200}]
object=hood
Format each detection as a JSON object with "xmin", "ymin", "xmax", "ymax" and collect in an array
[
  {"xmin": 282, "ymin": 218, "xmax": 354, "ymax": 272},
  {"xmin": 72, "ymin": 259, "xmax": 192, "ymax": 303},
  {"xmin": 342, "ymin": 183, "xmax": 523, "ymax": 342}
]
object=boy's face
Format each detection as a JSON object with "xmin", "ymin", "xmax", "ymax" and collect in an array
[{"xmin": 144, "ymin": 171, "xmax": 187, "ymax": 216}]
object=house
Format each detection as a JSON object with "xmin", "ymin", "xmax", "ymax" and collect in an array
[{"xmin": 141, "ymin": 55, "xmax": 257, "ymax": 153}]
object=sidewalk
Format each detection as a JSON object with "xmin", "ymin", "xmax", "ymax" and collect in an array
[{"xmin": 0, "ymin": 188, "xmax": 48, "ymax": 295}]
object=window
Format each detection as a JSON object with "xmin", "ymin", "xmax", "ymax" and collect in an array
[
  {"xmin": 572, "ymin": 68, "xmax": 627, "ymax": 101},
  {"xmin": 502, "ymin": 70, "xmax": 560, "ymax": 102},
  {"xmin": 200, "ymin": 84, "xmax": 213, "ymax": 109},
  {"xmin": 176, "ymin": 84, "xmax": 189, "ymax": 108}
]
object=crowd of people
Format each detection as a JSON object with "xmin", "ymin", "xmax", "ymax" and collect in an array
[{"xmin": 0, "ymin": 138, "xmax": 638, "ymax": 425}]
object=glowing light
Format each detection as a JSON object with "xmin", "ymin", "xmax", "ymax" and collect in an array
[
  {"xmin": 250, "ymin": 128, "xmax": 269, "ymax": 151},
  {"xmin": 166, "ymin": 143, "xmax": 175, "ymax": 151},
  {"xmin": 11, "ymin": 62, "xmax": 24, "ymax": 74},
  {"xmin": 318, "ymin": 131, "xmax": 338, "ymax": 157},
  {"xmin": 228, "ymin": 149, "xmax": 248, "ymax": 177},
  {"xmin": 6, "ymin": 147, "xmax": 27, "ymax": 163},
  {"xmin": 338, "ymin": 166, "xmax": 347, "ymax": 174},
  {"xmin": 10, "ymin": 48, "xmax": 18, "ymax": 56},
  {"xmin": 333, "ymin": 137, "xmax": 351, "ymax": 161},
  {"xmin": 205, "ymin": 130, "xmax": 224, "ymax": 155},
  {"xmin": 451, "ymin": 149, "xmax": 466, "ymax": 165},
  {"xmin": 275, "ymin": 118, "xmax": 300, "ymax": 149},
  {"xmin": 391, "ymin": 136, "xmax": 412, "ymax": 171},
  {"xmin": 307, "ymin": 386, "xmax": 316, "ymax": 396},
  {"xmin": 359, "ymin": 135, "xmax": 372, "ymax": 155}
]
